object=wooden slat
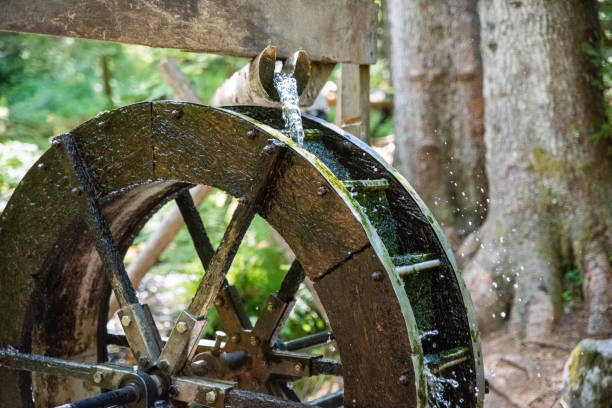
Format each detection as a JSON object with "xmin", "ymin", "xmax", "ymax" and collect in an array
[
  {"xmin": 0, "ymin": 0, "xmax": 377, "ymax": 64},
  {"xmin": 335, "ymin": 64, "xmax": 371, "ymax": 141}
]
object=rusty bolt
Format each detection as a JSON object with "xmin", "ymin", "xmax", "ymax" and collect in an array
[
  {"xmin": 371, "ymin": 271, "xmax": 384, "ymax": 281},
  {"xmin": 93, "ymin": 371, "xmax": 104, "ymax": 384},
  {"xmin": 214, "ymin": 297, "xmax": 224, "ymax": 307},
  {"xmin": 250, "ymin": 335, "xmax": 260, "ymax": 346},
  {"xmin": 398, "ymin": 374, "xmax": 409, "ymax": 385},
  {"xmin": 71, "ymin": 187, "xmax": 83, "ymax": 197},
  {"xmin": 176, "ymin": 321, "xmax": 188, "ymax": 334},
  {"xmin": 316, "ymin": 186, "xmax": 328, "ymax": 196},
  {"xmin": 294, "ymin": 362, "xmax": 304, "ymax": 373},
  {"xmin": 231, "ymin": 333, "xmax": 241, "ymax": 344},
  {"xmin": 37, "ymin": 162, "xmax": 46, "ymax": 170},
  {"xmin": 171, "ymin": 109, "xmax": 183, "ymax": 119},
  {"xmin": 247, "ymin": 130, "xmax": 257, "ymax": 139},
  {"xmin": 98, "ymin": 120, "xmax": 109, "ymax": 130},
  {"xmin": 206, "ymin": 390, "xmax": 217, "ymax": 404},
  {"xmin": 120, "ymin": 315, "xmax": 131, "ymax": 327}
]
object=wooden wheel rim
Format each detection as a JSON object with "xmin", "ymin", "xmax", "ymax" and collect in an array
[{"xmin": 0, "ymin": 102, "xmax": 484, "ymax": 407}]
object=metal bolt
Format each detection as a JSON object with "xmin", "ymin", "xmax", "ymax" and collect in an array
[
  {"xmin": 247, "ymin": 130, "xmax": 257, "ymax": 139},
  {"xmin": 294, "ymin": 362, "xmax": 304, "ymax": 373},
  {"xmin": 71, "ymin": 187, "xmax": 83, "ymax": 197},
  {"xmin": 120, "ymin": 315, "xmax": 131, "ymax": 327},
  {"xmin": 191, "ymin": 360, "xmax": 209, "ymax": 376},
  {"xmin": 93, "ymin": 371, "xmax": 104, "ymax": 384},
  {"xmin": 171, "ymin": 109, "xmax": 183, "ymax": 119},
  {"xmin": 266, "ymin": 302, "xmax": 275, "ymax": 312},
  {"xmin": 206, "ymin": 390, "xmax": 217, "ymax": 404},
  {"xmin": 176, "ymin": 321, "xmax": 188, "ymax": 334},
  {"xmin": 98, "ymin": 120, "xmax": 109, "ymax": 130},
  {"xmin": 316, "ymin": 186, "xmax": 328, "ymax": 196},
  {"xmin": 158, "ymin": 359, "xmax": 170, "ymax": 372},
  {"xmin": 250, "ymin": 335, "xmax": 260, "ymax": 346},
  {"xmin": 37, "ymin": 163, "xmax": 46, "ymax": 170},
  {"xmin": 371, "ymin": 271, "xmax": 384, "ymax": 281},
  {"xmin": 231, "ymin": 333, "xmax": 241, "ymax": 344},
  {"xmin": 138, "ymin": 357, "xmax": 151, "ymax": 369},
  {"xmin": 214, "ymin": 297, "xmax": 224, "ymax": 307},
  {"xmin": 398, "ymin": 374, "xmax": 409, "ymax": 385},
  {"xmin": 168, "ymin": 384, "xmax": 179, "ymax": 397},
  {"xmin": 52, "ymin": 138, "xmax": 63, "ymax": 148}
]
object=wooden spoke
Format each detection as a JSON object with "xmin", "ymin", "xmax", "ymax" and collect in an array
[
  {"xmin": 249, "ymin": 260, "xmax": 306, "ymax": 347},
  {"xmin": 175, "ymin": 188, "xmax": 216, "ymax": 266},
  {"xmin": 59, "ymin": 134, "xmax": 163, "ymax": 363},
  {"xmin": 277, "ymin": 260, "xmax": 306, "ymax": 303},
  {"xmin": 158, "ymin": 141, "xmax": 286, "ymax": 374},
  {"xmin": 175, "ymin": 188, "xmax": 251, "ymax": 332}
]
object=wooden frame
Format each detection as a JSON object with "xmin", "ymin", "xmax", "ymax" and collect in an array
[{"xmin": 0, "ymin": 0, "xmax": 376, "ymax": 140}]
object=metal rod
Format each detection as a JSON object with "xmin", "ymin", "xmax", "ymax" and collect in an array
[
  {"xmin": 278, "ymin": 331, "xmax": 333, "ymax": 352},
  {"xmin": 55, "ymin": 385, "xmax": 139, "ymax": 408},
  {"xmin": 0, "ymin": 347, "xmax": 92, "ymax": 381},
  {"xmin": 307, "ymin": 391, "xmax": 344, "ymax": 407},
  {"xmin": 396, "ymin": 259, "xmax": 441, "ymax": 276}
]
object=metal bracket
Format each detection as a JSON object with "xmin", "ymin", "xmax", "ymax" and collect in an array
[{"xmin": 117, "ymin": 303, "xmax": 163, "ymax": 365}]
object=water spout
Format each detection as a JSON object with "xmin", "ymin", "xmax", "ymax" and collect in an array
[{"xmin": 273, "ymin": 72, "xmax": 305, "ymax": 145}]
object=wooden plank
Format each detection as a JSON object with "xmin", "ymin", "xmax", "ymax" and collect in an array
[
  {"xmin": 0, "ymin": 0, "xmax": 378, "ymax": 64},
  {"xmin": 335, "ymin": 64, "xmax": 370, "ymax": 141}
]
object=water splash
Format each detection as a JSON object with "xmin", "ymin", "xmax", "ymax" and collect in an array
[
  {"xmin": 273, "ymin": 72, "xmax": 305, "ymax": 145},
  {"xmin": 425, "ymin": 365, "xmax": 459, "ymax": 408}
]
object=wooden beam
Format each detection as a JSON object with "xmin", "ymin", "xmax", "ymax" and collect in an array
[
  {"xmin": 0, "ymin": 0, "xmax": 378, "ymax": 64},
  {"xmin": 335, "ymin": 64, "xmax": 370, "ymax": 142}
]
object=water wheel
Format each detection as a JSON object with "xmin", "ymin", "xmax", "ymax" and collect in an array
[{"xmin": 0, "ymin": 102, "xmax": 484, "ymax": 407}]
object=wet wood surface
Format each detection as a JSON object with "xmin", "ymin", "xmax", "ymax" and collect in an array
[{"xmin": 0, "ymin": 0, "xmax": 378, "ymax": 64}]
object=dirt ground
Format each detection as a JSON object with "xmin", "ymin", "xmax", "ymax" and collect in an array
[{"xmin": 481, "ymin": 310, "xmax": 592, "ymax": 407}]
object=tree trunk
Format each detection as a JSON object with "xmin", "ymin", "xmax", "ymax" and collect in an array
[
  {"xmin": 466, "ymin": 0, "xmax": 612, "ymax": 339},
  {"xmin": 388, "ymin": 0, "xmax": 488, "ymax": 245}
]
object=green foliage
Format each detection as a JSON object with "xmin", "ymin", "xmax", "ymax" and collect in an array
[{"xmin": 562, "ymin": 267, "xmax": 584, "ymax": 312}]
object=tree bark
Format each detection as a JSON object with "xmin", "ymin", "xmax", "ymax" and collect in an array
[
  {"xmin": 466, "ymin": 0, "xmax": 612, "ymax": 339},
  {"xmin": 388, "ymin": 0, "xmax": 488, "ymax": 244}
]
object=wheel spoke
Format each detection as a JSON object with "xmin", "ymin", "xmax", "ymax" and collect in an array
[
  {"xmin": 175, "ymin": 188, "xmax": 252, "ymax": 332},
  {"xmin": 251, "ymin": 260, "xmax": 305, "ymax": 346},
  {"xmin": 58, "ymin": 134, "xmax": 162, "ymax": 363},
  {"xmin": 158, "ymin": 141, "xmax": 286, "ymax": 374},
  {"xmin": 277, "ymin": 260, "xmax": 306, "ymax": 302}
]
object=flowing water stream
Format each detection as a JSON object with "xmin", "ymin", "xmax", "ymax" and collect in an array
[{"xmin": 273, "ymin": 72, "xmax": 305, "ymax": 145}]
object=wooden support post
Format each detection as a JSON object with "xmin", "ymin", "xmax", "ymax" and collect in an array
[{"xmin": 335, "ymin": 64, "xmax": 370, "ymax": 142}]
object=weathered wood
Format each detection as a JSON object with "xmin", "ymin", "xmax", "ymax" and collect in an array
[
  {"xmin": 335, "ymin": 64, "xmax": 370, "ymax": 142},
  {"xmin": 0, "ymin": 0, "xmax": 377, "ymax": 64}
]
